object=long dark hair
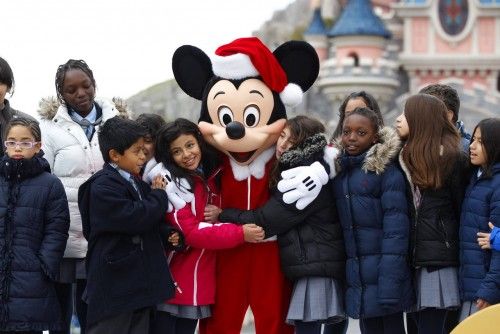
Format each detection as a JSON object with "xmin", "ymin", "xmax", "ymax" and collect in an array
[
  {"xmin": 402, "ymin": 94, "xmax": 461, "ymax": 189},
  {"xmin": 332, "ymin": 91, "xmax": 384, "ymax": 140},
  {"xmin": 471, "ymin": 118, "xmax": 500, "ymax": 178},
  {"xmin": 270, "ymin": 115, "xmax": 325, "ymax": 187},
  {"xmin": 155, "ymin": 118, "xmax": 219, "ymax": 189}
]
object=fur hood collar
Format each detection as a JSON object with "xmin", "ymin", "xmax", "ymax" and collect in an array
[
  {"xmin": 37, "ymin": 96, "xmax": 130, "ymax": 120},
  {"xmin": 279, "ymin": 133, "xmax": 327, "ymax": 170},
  {"xmin": 337, "ymin": 126, "xmax": 401, "ymax": 174}
]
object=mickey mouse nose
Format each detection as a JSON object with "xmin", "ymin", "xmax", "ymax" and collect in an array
[{"xmin": 226, "ymin": 121, "xmax": 245, "ymax": 140}]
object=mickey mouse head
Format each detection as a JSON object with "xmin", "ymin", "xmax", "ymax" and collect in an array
[{"xmin": 172, "ymin": 37, "xmax": 319, "ymax": 165}]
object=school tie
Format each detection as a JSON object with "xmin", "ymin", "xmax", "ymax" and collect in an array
[{"xmin": 128, "ymin": 175, "xmax": 142, "ymax": 200}]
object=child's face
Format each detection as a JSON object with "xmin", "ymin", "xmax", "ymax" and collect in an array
[
  {"xmin": 110, "ymin": 137, "xmax": 146, "ymax": 175},
  {"xmin": 62, "ymin": 69, "xmax": 95, "ymax": 115},
  {"xmin": 170, "ymin": 134, "xmax": 202, "ymax": 171},
  {"xmin": 345, "ymin": 97, "xmax": 367, "ymax": 114},
  {"xmin": 143, "ymin": 135, "xmax": 155, "ymax": 162},
  {"xmin": 341, "ymin": 114, "xmax": 378, "ymax": 156},
  {"xmin": 276, "ymin": 126, "xmax": 295, "ymax": 159},
  {"xmin": 5, "ymin": 125, "xmax": 41, "ymax": 160},
  {"xmin": 470, "ymin": 127, "xmax": 487, "ymax": 168},
  {"xmin": 395, "ymin": 112, "xmax": 409, "ymax": 139}
]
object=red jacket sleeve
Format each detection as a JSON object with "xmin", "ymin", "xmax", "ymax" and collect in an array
[{"xmin": 167, "ymin": 204, "xmax": 244, "ymax": 250}]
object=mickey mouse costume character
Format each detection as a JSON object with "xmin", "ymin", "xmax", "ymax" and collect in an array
[{"xmin": 171, "ymin": 37, "xmax": 326, "ymax": 334}]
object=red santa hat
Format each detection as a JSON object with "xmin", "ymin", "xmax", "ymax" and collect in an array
[{"xmin": 211, "ymin": 37, "xmax": 304, "ymax": 107}]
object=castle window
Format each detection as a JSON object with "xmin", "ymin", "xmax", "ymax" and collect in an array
[
  {"xmin": 497, "ymin": 73, "xmax": 500, "ymax": 92},
  {"xmin": 348, "ymin": 52, "xmax": 359, "ymax": 67}
]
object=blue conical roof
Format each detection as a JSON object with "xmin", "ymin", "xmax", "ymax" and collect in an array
[
  {"xmin": 328, "ymin": 0, "xmax": 391, "ymax": 38},
  {"xmin": 305, "ymin": 8, "xmax": 327, "ymax": 35}
]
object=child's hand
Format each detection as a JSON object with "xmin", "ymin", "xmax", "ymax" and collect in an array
[
  {"xmin": 151, "ymin": 174, "xmax": 166, "ymax": 190},
  {"xmin": 204, "ymin": 204, "xmax": 222, "ymax": 223},
  {"xmin": 477, "ymin": 222, "xmax": 495, "ymax": 250},
  {"xmin": 476, "ymin": 298, "xmax": 491, "ymax": 310},
  {"xmin": 168, "ymin": 232, "xmax": 180, "ymax": 247},
  {"xmin": 243, "ymin": 224, "xmax": 265, "ymax": 243}
]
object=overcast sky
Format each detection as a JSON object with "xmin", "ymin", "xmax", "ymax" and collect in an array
[{"xmin": 3, "ymin": 0, "xmax": 293, "ymax": 116}]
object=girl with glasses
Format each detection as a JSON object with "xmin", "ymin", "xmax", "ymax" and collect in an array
[{"xmin": 0, "ymin": 117, "xmax": 69, "ymax": 333}]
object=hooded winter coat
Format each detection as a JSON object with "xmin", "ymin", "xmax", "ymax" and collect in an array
[
  {"xmin": 219, "ymin": 134, "xmax": 345, "ymax": 282},
  {"xmin": 0, "ymin": 152, "xmax": 69, "ymax": 331},
  {"xmin": 332, "ymin": 127, "xmax": 414, "ymax": 319},
  {"xmin": 459, "ymin": 164, "xmax": 500, "ymax": 304},
  {"xmin": 38, "ymin": 97, "xmax": 125, "ymax": 258}
]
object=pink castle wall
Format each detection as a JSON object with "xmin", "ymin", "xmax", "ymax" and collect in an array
[
  {"xmin": 435, "ymin": 34, "xmax": 472, "ymax": 53},
  {"xmin": 478, "ymin": 18, "xmax": 495, "ymax": 54},
  {"xmin": 417, "ymin": 71, "xmax": 489, "ymax": 90},
  {"xmin": 411, "ymin": 18, "xmax": 429, "ymax": 53}
]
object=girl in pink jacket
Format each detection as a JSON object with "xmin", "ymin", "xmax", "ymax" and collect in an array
[{"xmin": 147, "ymin": 118, "xmax": 264, "ymax": 334}]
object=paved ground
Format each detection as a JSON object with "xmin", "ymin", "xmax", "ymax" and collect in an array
[{"xmin": 241, "ymin": 318, "xmax": 361, "ymax": 334}]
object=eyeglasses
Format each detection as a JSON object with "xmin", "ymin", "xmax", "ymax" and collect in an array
[{"xmin": 4, "ymin": 141, "xmax": 40, "ymax": 149}]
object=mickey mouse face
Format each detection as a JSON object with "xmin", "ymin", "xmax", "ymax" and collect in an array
[
  {"xmin": 200, "ymin": 78, "xmax": 285, "ymax": 164},
  {"xmin": 207, "ymin": 79, "xmax": 274, "ymax": 130}
]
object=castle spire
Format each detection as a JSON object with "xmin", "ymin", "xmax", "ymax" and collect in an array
[{"xmin": 328, "ymin": 0, "xmax": 390, "ymax": 38}]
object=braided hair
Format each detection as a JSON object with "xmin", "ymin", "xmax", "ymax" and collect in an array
[{"xmin": 55, "ymin": 59, "xmax": 96, "ymax": 105}]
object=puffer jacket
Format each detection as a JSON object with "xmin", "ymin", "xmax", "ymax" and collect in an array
[
  {"xmin": 331, "ymin": 127, "xmax": 414, "ymax": 319},
  {"xmin": 398, "ymin": 149, "xmax": 469, "ymax": 267},
  {"xmin": 38, "ymin": 97, "xmax": 123, "ymax": 258},
  {"xmin": 0, "ymin": 99, "xmax": 37, "ymax": 157},
  {"xmin": 0, "ymin": 152, "xmax": 69, "ymax": 331},
  {"xmin": 146, "ymin": 162, "xmax": 244, "ymax": 306},
  {"xmin": 459, "ymin": 164, "xmax": 500, "ymax": 304},
  {"xmin": 219, "ymin": 134, "xmax": 345, "ymax": 282}
]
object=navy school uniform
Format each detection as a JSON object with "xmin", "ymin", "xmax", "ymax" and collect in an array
[{"xmin": 78, "ymin": 163, "xmax": 175, "ymax": 327}]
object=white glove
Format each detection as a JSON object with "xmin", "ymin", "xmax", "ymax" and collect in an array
[
  {"xmin": 163, "ymin": 169, "xmax": 194, "ymax": 213},
  {"xmin": 277, "ymin": 161, "xmax": 329, "ymax": 210}
]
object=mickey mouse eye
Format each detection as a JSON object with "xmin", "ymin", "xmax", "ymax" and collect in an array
[
  {"xmin": 218, "ymin": 106, "xmax": 234, "ymax": 126},
  {"xmin": 243, "ymin": 105, "xmax": 260, "ymax": 127}
]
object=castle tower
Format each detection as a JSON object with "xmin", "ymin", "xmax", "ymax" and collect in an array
[
  {"xmin": 317, "ymin": 0, "xmax": 400, "ymax": 122},
  {"xmin": 393, "ymin": 0, "xmax": 500, "ymax": 126},
  {"xmin": 304, "ymin": 0, "xmax": 329, "ymax": 62}
]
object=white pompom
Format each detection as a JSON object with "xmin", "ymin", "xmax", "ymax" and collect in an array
[{"xmin": 279, "ymin": 83, "xmax": 303, "ymax": 107}]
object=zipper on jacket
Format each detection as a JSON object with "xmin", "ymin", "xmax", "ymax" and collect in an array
[
  {"xmin": 174, "ymin": 282, "xmax": 183, "ymax": 294},
  {"xmin": 439, "ymin": 219, "xmax": 451, "ymax": 249}
]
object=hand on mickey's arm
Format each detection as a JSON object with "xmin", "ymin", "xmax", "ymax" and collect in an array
[
  {"xmin": 242, "ymin": 224, "xmax": 265, "ymax": 243},
  {"xmin": 204, "ymin": 204, "xmax": 222, "ymax": 223}
]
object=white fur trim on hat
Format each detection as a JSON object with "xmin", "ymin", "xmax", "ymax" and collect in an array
[
  {"xmin": 212, "ymin": 53, "xmax": 259, "ymax": 79},
  {"xmin": 279, "ymin": 83, "xmax": 303, "ymax": 107}
]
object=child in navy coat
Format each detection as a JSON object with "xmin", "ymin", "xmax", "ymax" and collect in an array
[
  {"xmin": 0, "ymin": 117, "xmax": 69, "ymax": 333},
  {"xmin": 333, "ymin": 108, "xmax": 413, "ymax": 334},
  {"xmin": 78, "ymin": 116, "xmax": 180, "ymax": 334},
  {"xmin": 459, "ymin": 118, "xmax": 500, "ymax": 321}
]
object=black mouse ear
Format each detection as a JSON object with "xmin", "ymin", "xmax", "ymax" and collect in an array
[
  {"xmin": 273, "ymin": 41, "xmax": 319, "ymax": 93},
  {"xmin": 172, "ymin": 45, "xmax": 214, "ymax": 100}
]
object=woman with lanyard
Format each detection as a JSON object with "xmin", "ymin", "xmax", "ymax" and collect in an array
[{"xmin": 38, "ymin": 59, "xmax": 123, "ymax": 334}]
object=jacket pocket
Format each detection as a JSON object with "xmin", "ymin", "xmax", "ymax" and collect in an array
[{"xmin": 105, "ymin": 247, "xmax": 148, "ymax": 297}]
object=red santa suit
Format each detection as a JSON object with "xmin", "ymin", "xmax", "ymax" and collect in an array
[{"xmin": 200, "ymin": 148, "xmax": 293, "ymax": 334}]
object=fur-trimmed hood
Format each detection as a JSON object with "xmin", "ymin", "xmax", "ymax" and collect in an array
[
  {"xmin": 337, "ymin": 126, "xmax": 401, "ymax": 174},
  {"xmin": 37, "ymin": 96, "xmax": 130, "ymax": 120},
  {"xmin": 279, "ymin": 133, "xmax": 327, "ymax": 170}
]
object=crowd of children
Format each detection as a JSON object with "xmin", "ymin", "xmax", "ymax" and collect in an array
[{"xmin": 1, "ymin": 54, "xmax": 500, "ymax": 334}]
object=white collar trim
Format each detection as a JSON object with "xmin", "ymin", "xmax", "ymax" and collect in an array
[{"xmin": 229, "ymin": 147, "xmax": 275, "ymax": 181}]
